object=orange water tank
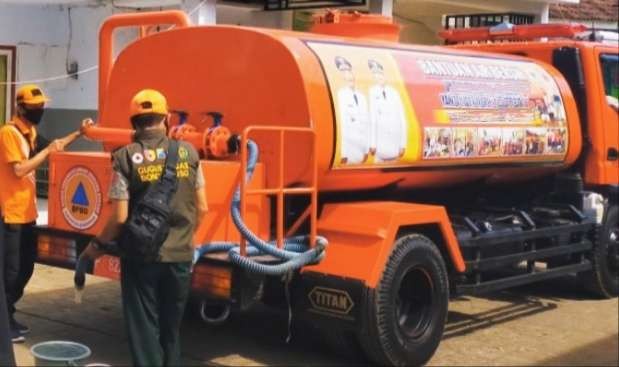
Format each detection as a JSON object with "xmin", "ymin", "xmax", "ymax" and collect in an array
[{"xmin": 96, "ymin": 24, "xmax": 581, "ymax": 192}]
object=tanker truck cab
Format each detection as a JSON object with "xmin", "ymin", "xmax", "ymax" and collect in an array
[{"xmin": 33, "ymin": 12, "xmax": 618, "ymax": 366}]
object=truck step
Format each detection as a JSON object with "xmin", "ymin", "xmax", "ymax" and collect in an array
[
  {"xmin": 451, "ymin": 202, "xmax": 598, "ymax": 295},
  {"xmin": 465, "ymin": 240, "xmax": 592, "ymax": 272},
  {"xmin": 457, "ymin": 221, "xmax": 594, "ymax": 248},
  {"xmin": 456, "ymin": 261, "xmax": 591, "ymax": 295}
]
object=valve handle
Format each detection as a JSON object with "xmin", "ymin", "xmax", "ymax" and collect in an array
[
  {"xmin": 170, "ymin": 109, "xmax": 189, "ymax": 125},
  {"xmin": 205, "ymin": 111, "xmax": 223, "ymax": 127}
]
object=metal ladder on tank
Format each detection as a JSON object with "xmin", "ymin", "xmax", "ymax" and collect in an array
[{"xmin": 238, "ymin": 125, "xmax": 318, "ymax": 256}]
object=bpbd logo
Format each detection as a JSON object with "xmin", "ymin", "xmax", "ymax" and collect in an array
[
  {"xmin": 71, "ymin": 182, "xmax": 90, "ymax": 215},
  {"xmin": 60, "ymin": 167, "xmax": 102, "ymax": 230}
]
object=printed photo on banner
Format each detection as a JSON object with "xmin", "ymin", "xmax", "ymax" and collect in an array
[
  {"xmin": 525, "ymin": 128, "xmax": 547, "ymax": 155},
  {"xmin": 453, "ymin": 128, "xmax": 476, "ymax": 157},
  {"xmin": 334, "ymin": 55, "xmax": 371, "ymax": 165},
  {"xmin": 306, "ymin": 41, "xmax": 419, "ymax": 168},
  {"xmin": 424, "ymin": 128, "xmax": 452, "ymax": 158},
  {"xmin": 524, "ymin": 64, "xmax": 567, "ymax": 126},
  {"xmin": 547, "ymin": 128, "xmax": 567, "ymax": 154},
  {"xmin": 368, "ymin": 59, "xmax": 408, "ymax": 162},
  {"xmin": 477, "ymin": 128, "xmax": 502, "ymax": 156},
  {"xmin": 502, "ymin": 128, "xmax": 525, "ymax": 155}
]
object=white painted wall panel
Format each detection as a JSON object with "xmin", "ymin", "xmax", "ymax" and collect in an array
[{"xmin": 0, "ymin": 3, "xmax": 140, "ymax": 110}]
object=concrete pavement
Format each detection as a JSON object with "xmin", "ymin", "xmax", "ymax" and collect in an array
[{"xmin": 11, "ymin": 264, "xmax": 619, "ymax": 366}]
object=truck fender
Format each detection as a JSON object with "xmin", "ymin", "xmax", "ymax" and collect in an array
[{"xmin": 306, "ymin": 201, "xmax": 465, "ymax": 289}]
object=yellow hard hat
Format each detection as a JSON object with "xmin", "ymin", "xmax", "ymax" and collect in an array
[
  {"xmin": 130, "ymin": 89, "xmax": 168, "ymax": 117},
  {"xmin": 16, "ymin": 84, "xmax": 50, "ymax": 105}
]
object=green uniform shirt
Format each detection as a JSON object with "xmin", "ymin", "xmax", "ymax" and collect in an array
[{"xmin": 109, "ymin": 128, "xmax": 204, "ymax": 262}]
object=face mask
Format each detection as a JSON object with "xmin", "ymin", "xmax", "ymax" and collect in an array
[{"xmin": 22, "ymin": 108, "xmax": 45, "ymax": 125}]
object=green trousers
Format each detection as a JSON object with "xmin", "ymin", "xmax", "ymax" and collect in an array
[{"xmin": 120, "ymin": 260, "xmax": 191, "ymax": 367}]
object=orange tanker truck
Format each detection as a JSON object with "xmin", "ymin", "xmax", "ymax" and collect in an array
[{"xmin": 35, "ymin": 10, "xmax": 618, "ymax": 366}]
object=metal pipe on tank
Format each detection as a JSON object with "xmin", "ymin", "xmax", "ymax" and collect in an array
[
  {"xmin": 98, "ymin": 11, "xmax": 191, "ymax": 112},
  {"xmin": 82, "ymin": 125, "xmax": 207, "ymax": 153},
  {"xmin": 82, "ymin": 126, "xmax": 133, "ymax": 146}
]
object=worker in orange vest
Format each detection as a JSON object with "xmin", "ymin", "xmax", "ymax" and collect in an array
[{"xmin": 0, "ymin": 84, "xmax": 83, "ymax": 343}]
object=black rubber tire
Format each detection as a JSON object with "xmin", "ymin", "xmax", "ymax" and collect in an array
[
  {"xmin": 580, "ymin": 205, "xmax": 619, "ymax": 298},
  {"xmin": 358, "ymin": 234, "xmax": 449, "ymax": 366}
]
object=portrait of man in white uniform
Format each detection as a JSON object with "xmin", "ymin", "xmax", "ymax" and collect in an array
[
  {"xmin": 368, "ymin": 59, "xmax": 407, "ymax": 162},
  {"xmin": 335, "ymin": 56, "xmax": 371, "ymax": 165}
]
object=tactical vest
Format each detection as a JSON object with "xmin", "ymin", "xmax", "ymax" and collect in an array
[{"xmin": 112, "ymin": 129, "xmax": 200, "ymax": 262}]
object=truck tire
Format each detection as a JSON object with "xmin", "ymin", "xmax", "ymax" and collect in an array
[
  {"xmin": 358, "ymin": 234, "xmax": 449, "ymax": 366},
  {"xmin": 580, "ymin": 205, "xmax": 619, "ymax": 298}
]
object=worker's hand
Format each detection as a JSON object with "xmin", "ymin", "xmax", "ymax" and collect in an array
[
  {"xmin": 81, "ymin": 242, "xmax": 105, "ymax": 260},
  {"xmin": 47, "ymin": 139, "xmax": 65, "ymax": 153},
  {"xmin": 80, "ymin": 118, "xmax": 95, "ymax": 136},
  {"xmin": 57, "ymin": 136, "xmax": 73, "ymax": 150},
  {"xmin": 398, "ymin": 148, "xmax": 405, "ymax": 158}
]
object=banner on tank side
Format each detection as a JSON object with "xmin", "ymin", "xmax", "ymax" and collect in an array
[{"xmin": 305, "ymin": 41, "xmax": 569, "ymax": 169}]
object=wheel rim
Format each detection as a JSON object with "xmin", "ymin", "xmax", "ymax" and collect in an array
[
  {"xmin": 395, "ymin": 266, "xmax": 434, "ymax": 340},
  {"xmin": 608, "ymin": 226, "xmax": 619, "ymax": 275}
]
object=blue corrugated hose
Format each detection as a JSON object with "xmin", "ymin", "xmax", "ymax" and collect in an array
[{"xmin": 193, "ymin": 139, "xmax": 327, "ymax": 275}]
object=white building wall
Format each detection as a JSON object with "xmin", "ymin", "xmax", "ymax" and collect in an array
[
  {"xmin": 0, "ymin": 3, "xmax": 140, "ymax": 111},
  {"xmin": 0, "ymin": 4, "xmax": 66, "ymax": 45}
]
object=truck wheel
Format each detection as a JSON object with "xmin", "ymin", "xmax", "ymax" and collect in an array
[
  {"xmin": 359, "ymin": 234, "xmax": 449, "ymax": 366},
  {"xmin": 580, "ymin": 205, "xmax": 619, "ymax": 298}
]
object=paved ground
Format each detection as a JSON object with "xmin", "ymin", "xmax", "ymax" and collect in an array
[{"xmin": 11, "ymin": 264, "xmax": 619, "ymax": 366}]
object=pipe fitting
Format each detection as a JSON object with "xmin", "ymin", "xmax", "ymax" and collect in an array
[{"xmin": 198, "ymin": 300, "xmax": 232, "ymax": 326}]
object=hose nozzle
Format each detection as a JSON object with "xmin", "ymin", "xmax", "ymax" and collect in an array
[
  {"xmin": 74, "ymin": 254, "xmax": 92, "ymax": 304},
  {"xmin": 315, "ymin": 236, "xmax": 328, "ymax": 252}
]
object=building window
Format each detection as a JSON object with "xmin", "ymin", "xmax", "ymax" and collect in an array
[{"xmin": 444, "ymin": 13, "xmax": 534, "ymax": 29}]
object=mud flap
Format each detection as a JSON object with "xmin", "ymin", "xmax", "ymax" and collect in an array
[{"xmin": 292, "ymin": 271, "xmax": 366, "ymax": 332}]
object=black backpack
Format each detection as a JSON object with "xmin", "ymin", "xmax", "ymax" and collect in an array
[{"xmin": 118, "ymin": 140, "xmax": 180, "ymax": 262}]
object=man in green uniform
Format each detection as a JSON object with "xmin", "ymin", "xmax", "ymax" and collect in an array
[{"xmin": 81, "ymin": 89, "xmax": 208, "ymax": 366}]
